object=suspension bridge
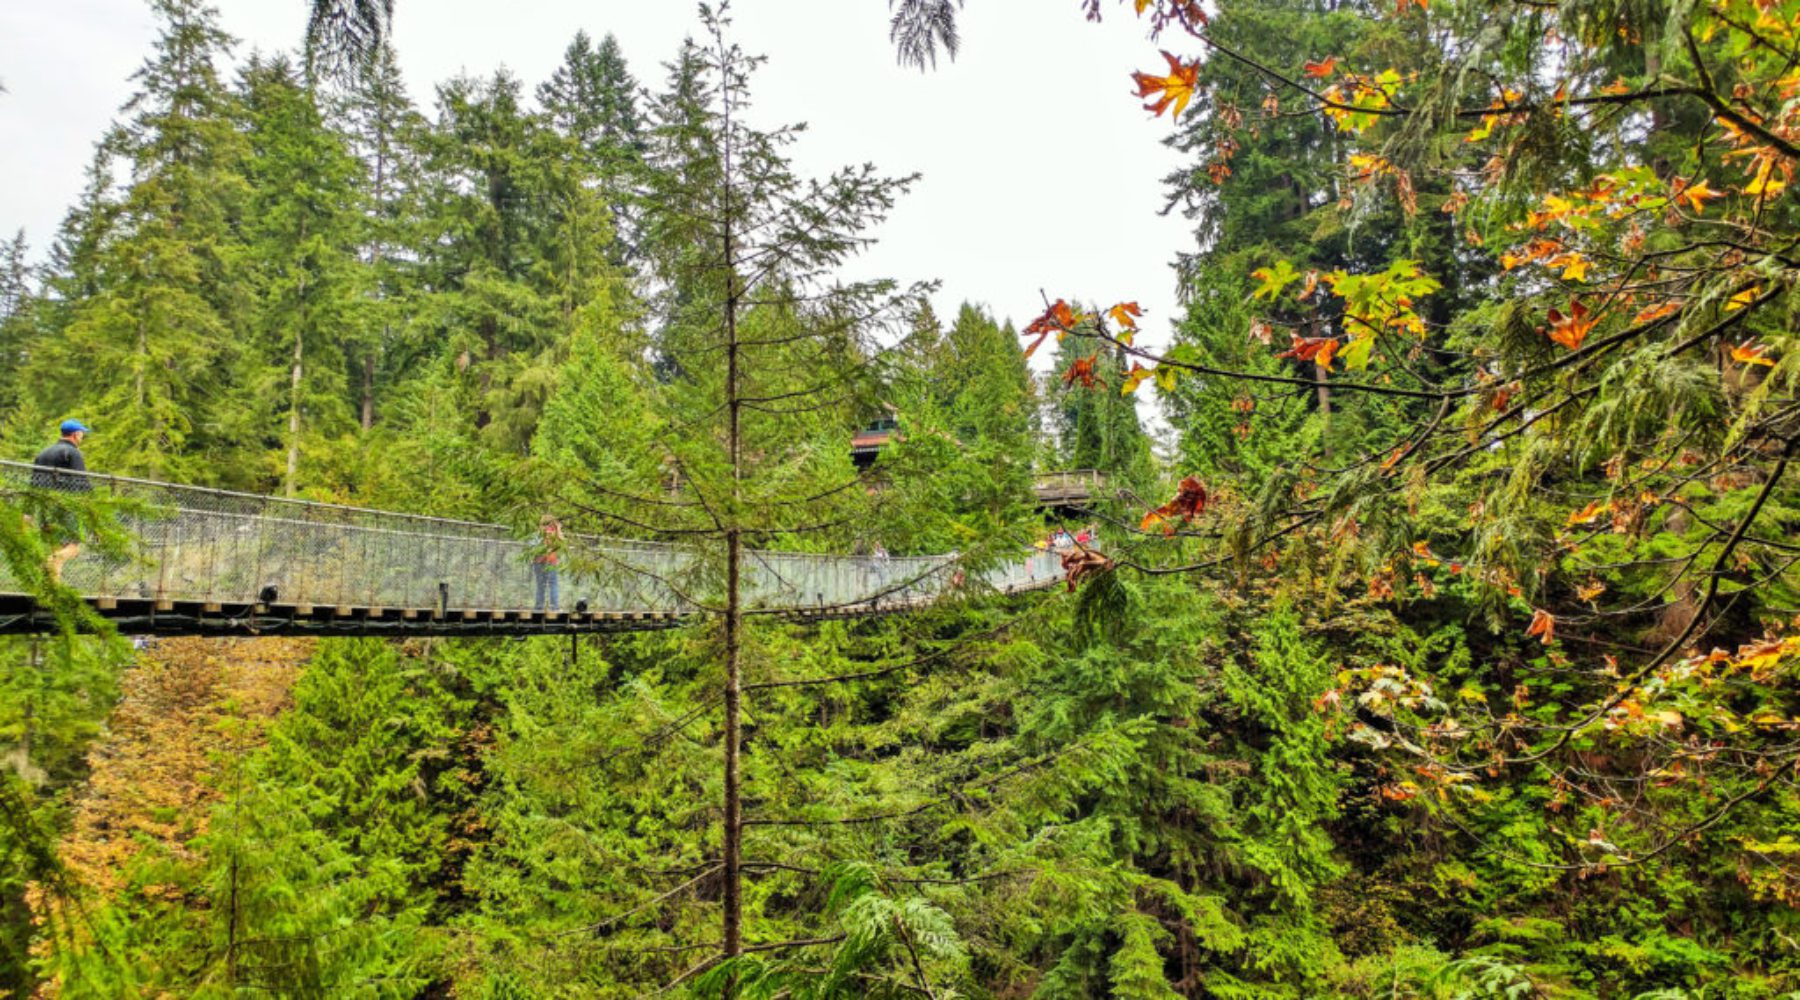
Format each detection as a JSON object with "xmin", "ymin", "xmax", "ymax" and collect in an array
[{"xmin": 0, "ymin": 461, "xmax": 1068, "ymax": 637}]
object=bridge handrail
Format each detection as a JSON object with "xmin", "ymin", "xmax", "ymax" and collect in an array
[{"xmin": 0, "ymin": 459, "xmax": 1063, "ymax": 616}]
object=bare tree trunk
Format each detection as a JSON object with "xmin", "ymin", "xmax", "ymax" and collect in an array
[
  {"xmin": 286, "ymin": 329, "xmax": 303, "ymax": 498},
  {"xmin": 720, "ymin": 45, "xmax": 745, "ymax": 996},
  {"xmin": 363, "ymin": 104, "xmax": 390, "ymax": 432},
  {"xmin": 285, "ymin": 274, "xmax": 308, "ymax": 498},
  {"xmin": 361, "ymin": 350, "xmax": 376, "ymax": 430}
]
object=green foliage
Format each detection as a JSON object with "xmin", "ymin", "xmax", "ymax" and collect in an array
[{"xmin": 9, "ymin": 1, "xmax": 1800, "ymax": 997}]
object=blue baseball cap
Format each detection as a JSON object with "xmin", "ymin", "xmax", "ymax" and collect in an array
[{"xmin": 59, "ymin": 419, "xmax": 91, "ymax": 435}]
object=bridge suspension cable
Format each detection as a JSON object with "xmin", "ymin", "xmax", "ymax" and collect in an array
[{"xmin": 0, "ymin": 461, "xmax": 1064, "ymax": 636}]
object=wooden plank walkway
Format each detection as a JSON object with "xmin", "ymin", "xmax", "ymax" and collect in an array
[{"xmin": 0, "ymin": 459, "xmax": 1069, "ymax": 636}]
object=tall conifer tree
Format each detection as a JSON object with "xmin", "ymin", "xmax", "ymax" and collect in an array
[
  {"xmin": 236, "ymin": 56, "xmax": 366, "ymax": 496},
  {"xmin": 336, "ymin": 42, "xmax": 425, "ymax": 433},
  {"xmin": 22, "ymin": 0, "xmax": 248, "ymax": 480}
]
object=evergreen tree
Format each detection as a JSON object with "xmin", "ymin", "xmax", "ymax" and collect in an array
[
  {"xmin": 415, "ymin": 71, "xmax": 569, "ymax": 451},
  {"xmin": 15, "ymin": 147, "xmax": 123, "ymax": 411},
  {"xmin": 882, "ymin": 302, "xmax": 1040, "ymax": 553},
  {"xmin": 0, "ymin": 231, "xmax": 33, "ymax": 414},
  {"xmin": 1050, "ymin": 328, "xmax": 1154, "ymax": 487},
  {"xmin": 1157, "ymin": 0, "xmax": 1468, "ymax": 472},
  {"xmin": 538, "ymin": 31, "xmax": 645, "ymax": 175},
  {"xmin": 539, "ymin": 31, "xmax": 646, "ymax": 266},
  {"xmin": 19, "ymin": 0, "xmax": 248, "ymax": 481},
  {"xmin": 472, "ymin": 13, "xmax": 930, "ymax": 994},
  {"xmin": 335, "ymin": 41, "xmax": 426, "ymax": 434},
  {"xmin": 236, "ymin": 56, "xmax": 366, "ymax": 496}
]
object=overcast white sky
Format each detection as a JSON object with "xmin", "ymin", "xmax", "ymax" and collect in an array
[{"xmin": 0, "ymin": 0, "xmax": 1195, "ymax": 381}]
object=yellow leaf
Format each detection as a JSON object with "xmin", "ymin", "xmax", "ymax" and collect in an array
[
  {"xmin": 1726, "ymin": 286, "xmax": 1761, "ymax": 312},
  {"xmin": 1745, "ymin": 158, "xmax": 1788, "ymax": 198},
  {"xmin": 1107, "ymin": 301, "xmax": 1144, "ymax": 331}
]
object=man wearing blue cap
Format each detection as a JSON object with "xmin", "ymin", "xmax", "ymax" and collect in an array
[{"xmin": 32, "ymin": 419, "xmax": 93, "ymax": 580}]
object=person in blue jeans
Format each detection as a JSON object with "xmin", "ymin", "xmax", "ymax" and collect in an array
[{"xmin": 533, "ymin": 514, "xmax": 563, "ymax": 612}]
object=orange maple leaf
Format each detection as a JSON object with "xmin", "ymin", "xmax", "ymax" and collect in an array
[
  {"xmin": 1062, "ymin": 353, "xmax": 1105, "ymax": 389},
  {"xmin": 1276, "ymin": 333, "xmax": 1340, "ymax": 369},
  {"xmin": 1566, "ymin": 499, "xmax": 1611, "ymax": 527},
  {"xmin": 1525, "ymin": 608, "xmax": 1556, "ymax": 645},
  {"xmin": 1132, "ymin": 51, "xmax": 1201, "ymax": 119},
  {"xmin": 1141, "ymin": 476, "xmax": 1209, "ymax": 535},
  {"xmin": 1675, "ymin": 178, "xmax": 1723, "ymax": 212},
  {"xmin": 1730, "ymin": 342, "xmax": 1777, "ymax": 367},
  {"xmin": 1303, "ymin": 57, "xmax": 1339, "ymax": 78},
  {"xmin": 1544, "ymin": 300, "xmax": 1596, "ymax": 350},
  {"xmin": 1631, "ymin": 300, "xmax": 1683, "ymax": 325},
  {"xmin": 1023, "ymin": 299, "xmax": 1079, "ymax": 358}
]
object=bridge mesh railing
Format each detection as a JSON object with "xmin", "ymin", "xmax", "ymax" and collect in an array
[{"xmin": 0, "ymin": 461, "xmax": 1065, "ymax": 615}]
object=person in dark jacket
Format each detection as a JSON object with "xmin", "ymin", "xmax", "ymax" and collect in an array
[{"xmin": 33, "ymin": 419, "xmax": 92, "ymax": 580}]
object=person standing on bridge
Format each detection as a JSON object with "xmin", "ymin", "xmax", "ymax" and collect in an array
[
  {"xmin": 31, "ymin": 419, "xmax": 94, "ymax": 582},
  {"xmin": 533, "ymin": 514, "xmax": 563, "ymax": 612}
]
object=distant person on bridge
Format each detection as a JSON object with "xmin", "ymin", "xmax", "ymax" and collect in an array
[
  {"xmin": 533, "ymin": 514, "xmax": 563, "ymax": 612},
  {"xmin": 32, "ymin": 419, "xmax": 93, "ymax": 582}
]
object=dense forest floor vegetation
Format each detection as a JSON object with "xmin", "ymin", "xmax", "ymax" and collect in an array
[{"xmin": 3, "ymin": 0, "xmax": 1800, "ymax": 996}]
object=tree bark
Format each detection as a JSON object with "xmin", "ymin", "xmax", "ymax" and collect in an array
[
  {"xmin": 285, "ymin": 272, "xmax": 308, "ymax": 498},
  {"xmin": 719, "ymin": 28, "xmax": 744, "ymax": 996},
  {"xmin": 361, "ymin": 350, "xmax": 376, "ymax": 431}
]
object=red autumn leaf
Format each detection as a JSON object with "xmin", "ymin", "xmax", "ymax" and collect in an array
[
  {"xmin": 1304, "ymin": 57, "xmax": 1339, "ymax": 78},
  {"xmin": 1131, "ymin": 50, "xmax": 1201, "ymax": 119},
  {"xmin": 1276, "ymin": 333, "xmax": 1340, "ymax": 369},
  {"xmin": 1141, "ymin": 476, "xmax": 1209, "ymax": 535},
  {"xmin": 1525, "ymin": 608, "xmax": 1556, "ymax": 645},
  {"xmin": 1544, "ymin": 300, "xmax": 1596, "ymax": 350},
  {"xmin": 1061, "ymin": 546, "xmax": 1114, "ymax": 591},
  {"xmin": 1061, "ymin": 353, "xmax": 1106, "ymax": 389},
  {"xmin": 1023, "ymin": 298, "xmax": 1079, "ymax": 358}
]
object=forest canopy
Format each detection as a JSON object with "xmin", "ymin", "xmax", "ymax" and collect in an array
[{"xmin": 0, "ymin": 0, "xmax": 1797, "ymax": 997}]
